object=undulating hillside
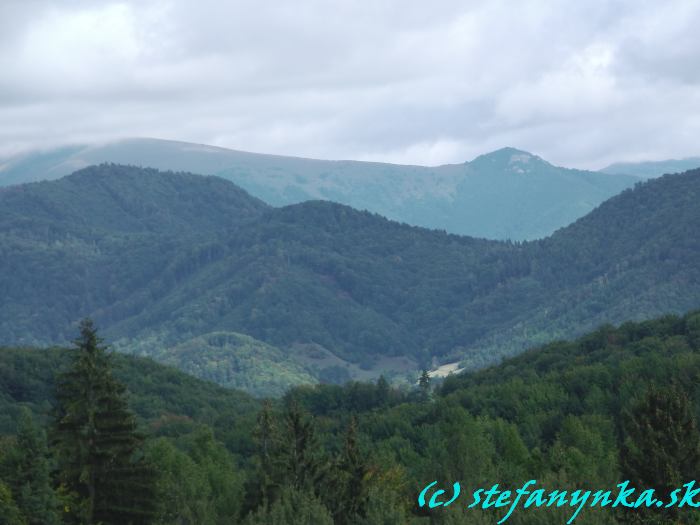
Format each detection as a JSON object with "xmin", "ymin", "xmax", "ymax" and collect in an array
[
  {"xmin": 0, "ymin": 138, "xmax": 636, "ymax": 240},
  {"xmin": 1, "ymin": 164, "xmax": 699, "ymax": 394}
]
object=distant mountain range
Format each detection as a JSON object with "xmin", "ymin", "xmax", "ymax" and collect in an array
[
  {"xmin": 0, "ymin": 138, "xmax": 637, "ymax": 240},
  {"xmin": 1, "ymin": 164, "xmax": 699, "ymax": 394},
  {"xmin": 601, "ymin": 157, "xmax": 700, "ymax": 179}
]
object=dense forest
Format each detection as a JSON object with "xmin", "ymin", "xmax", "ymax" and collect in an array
[
  {"xmin": 1, "ymin": 312, "xmax": 699, "ymax": 523},
  {"xmin": 0, "ymin": 164, "xmax": 699, "ymax": 394}
]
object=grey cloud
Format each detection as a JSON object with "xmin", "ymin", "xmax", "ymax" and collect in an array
[{"xmin": 0, "ymin": 0, "xmax": 699, "ymax": 167}]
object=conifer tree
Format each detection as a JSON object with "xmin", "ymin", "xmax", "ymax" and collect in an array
[
  {"xmin": 4, "ymin": 408, "xmax": 59, "ymax": 525},
  {"xmin": 52, "ymin": 319, "xmax": 156, "ymax": 525},
  {"xmin": 331, "ymin": 417, "xmax": 370, "ymax": 525},
  {"xmin": 253, "ymin": 400, "xmax": 278, "ymax": 505},
  {"xmin": 278, "ymin": 400, "xmax": 325, "ymax": 494},
  {"xmin": 418, "ymin": 369, "xmax": 431, "ymax": 400}
]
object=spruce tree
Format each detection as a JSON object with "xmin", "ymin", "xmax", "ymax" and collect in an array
[
  {"xmin": 418, "ymin": 369, "xmax": 431, "ymax": 400},
  {"xmin": 4, "ymin": 408, "xmax": 59, "ymax": 525},
  {"xmin": 52, "ymin": 319, "xmax": 156, "ymax": 525},
  {"xmin": 253, "ymin": 400, "xmax": 278, "ymax": 505},
  {"xmin": 331, "ymin": 417, "xmax": 369, "ymax": 525},
  {"xmin": 278, "ymin": 401, "xmax": 325, "ymax": 494}
]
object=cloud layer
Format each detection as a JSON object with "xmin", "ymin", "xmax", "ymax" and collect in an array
[{"xmin": 1, "ymin": 0, "xmax": 699, "ymax": 168}]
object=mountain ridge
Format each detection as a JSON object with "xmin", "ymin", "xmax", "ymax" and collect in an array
[{"xmin": 0, "ymin": 138, "xmax": 637, "ymax": 240}]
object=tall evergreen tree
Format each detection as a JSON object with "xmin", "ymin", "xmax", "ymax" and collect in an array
[
  {"xmin": 278, "ymin": 400, "xmax": 325, "ymax": 494},
  {"xmin": 620, "ymin": 385, "xmax": 700, "ymax": 524},
  {"xmin": 253, "ymin": 400, "xmax": 278, "ymax": 505},
  {"xmin": 4, "ymin": 408, "xmax": 59, "ymax": 525},
  {"xmin": 418, "ymin": 369, "xmax": 431, "ymax": 400},
  {"xmin": 52, "ymin": 319, "xmax": 156, "ymax": 525},
  {"xmin": 331, "ymin": 417, "xmax": 370, "ymax": 525}
]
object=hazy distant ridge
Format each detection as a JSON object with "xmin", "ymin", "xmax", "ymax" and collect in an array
[
  {"xmin": 0, "ymin": 138, "xmax": 636, "ymax": 241},
  {"xmin": 600, "ymin": 157, "xmax": 700, "ymax": 179}
]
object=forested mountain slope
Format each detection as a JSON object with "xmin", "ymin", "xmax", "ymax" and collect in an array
[{"xmin": 0, "ymin": 164, "xmax": 698, "ymax": 393}]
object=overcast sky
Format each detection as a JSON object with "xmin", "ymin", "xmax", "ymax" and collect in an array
[{"xmin": 1, "ymin": 0, "xmax": 699, "ymax": 168}]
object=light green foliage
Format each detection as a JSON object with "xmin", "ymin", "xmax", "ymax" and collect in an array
[
  {"xmin": 153, "ymin": 332, "xmax": 315, "ymax": 396},
  {"xmin": 147, "ymin": 438, "xmax": 214, "ymax": 525},
  {"xmin": 147, "ymin": 429, "xmax": 245, "ymax": 525},
  {"xmin": 0, "ymin": 481, "xmax": 26, "ymax": 525},
  {"xmin": 358, "ymin": 484, "xmax": 412, "ymax": 525},
  {"xmin": 243, "ymin": 487, "xmax": 333, "ymax": 525},
  {"xmin": 177, "ymin": 427, "xmax": 245, "ymax": 523}
]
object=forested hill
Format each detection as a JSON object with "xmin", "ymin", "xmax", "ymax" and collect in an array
[
  {"xmin": 0, "ymin": 165, "xmax": 267, "ymax": 236},
  {"xmin": 0, "ymin": 164, "xmax": 699, "ymax": 393}
]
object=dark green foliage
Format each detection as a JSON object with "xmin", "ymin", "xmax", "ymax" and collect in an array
[
  {"xmin": 620, "ymin": 386, "xmax": 700, "ymax": 524},
  {"xmin": 1, "ymin": 409, "xmax": 59, "ymax": 525},
  {"xmin": 244, "ymin": 401, "xmax": 333, "ymax": 521},
  {"xmin": 250, "ymin": 400, "xmax": 276, "ymax": 506},
  {"xmin": 2, "ymin": 165, "xmax": 700, "ymax": 396},
  {"xmin": 52, "ymin": 320, "xmax": 157, "ymax": 525},
  {"xmin": 276, "ymin": 401, "xmax": 326, "ymax": 494},
  {"xmin": 329, "ymin": 418, "xmax": 370, "ymax": 524}
]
